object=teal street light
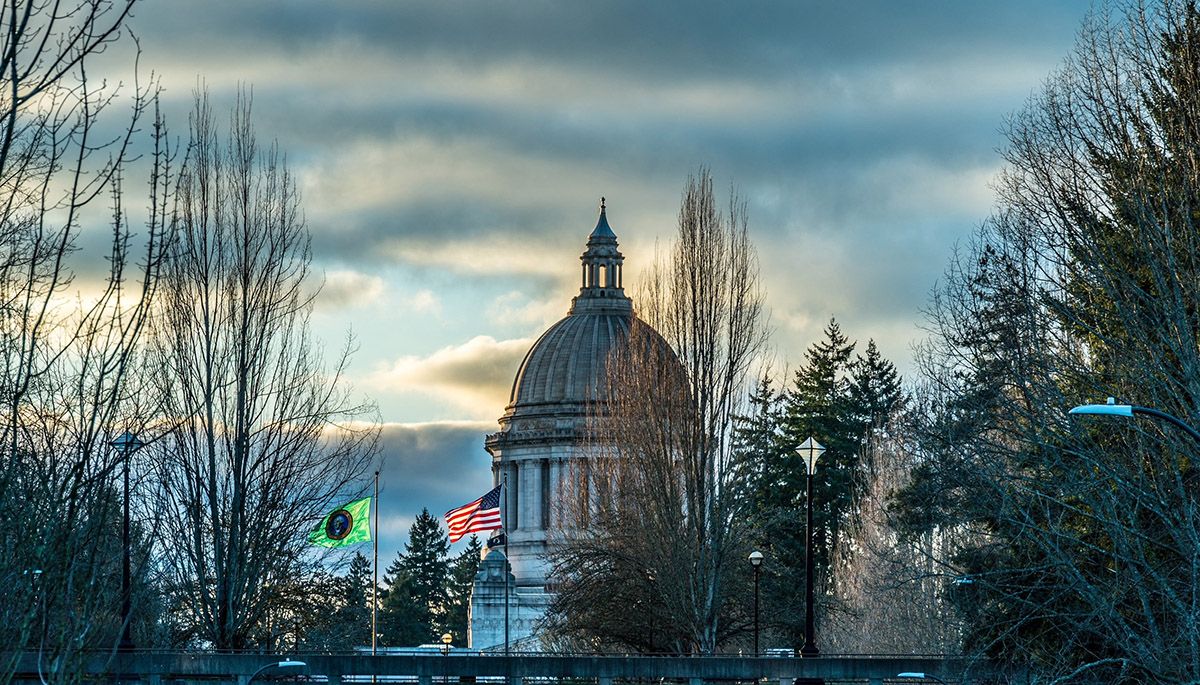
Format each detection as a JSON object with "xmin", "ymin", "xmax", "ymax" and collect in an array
[
  {"xmin": 1070, "ymin": 397, "xmax": 1200, "ymax": 443},
  {"xmin": 247, "ymin": 661, "xmax": 307, "ymax": 684},
  {"xmin": 897, "ymin": 673, "xmax": 946, "ymax": 684}
]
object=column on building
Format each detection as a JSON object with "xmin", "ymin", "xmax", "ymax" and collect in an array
[
  {"xmin": 510, "ymin": 460, "xmax": 520, "ymax": 532},
  {"xmin": 549, "ymin": 459, "xmax": 562, "ymax": 528},
  {"xmin": 523, "ymin": 457, "xmax": 538, "ymax": 531}
]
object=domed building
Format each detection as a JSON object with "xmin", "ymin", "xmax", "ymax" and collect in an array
[{"xmin": 469, "ymin": 200, "xmax": 658, "ymax": 650}]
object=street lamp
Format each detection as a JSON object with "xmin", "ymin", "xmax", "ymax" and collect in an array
[
  {"xmin": 896, "ymin": 673, "xmax": 946, "ymax": 684},
  {"xmin": 748, "ymin": 550, "xmax": 763, "ymax": 656},
  {"xmin": 109, "ymin": 431, "xmax": 145, "ymax": 652},
  {"xmin": 441, "ymin": 632, "xmax": 453, "ymax": 655},
  {"xmin": 248, "ymin": 661, "xmax": 307, "ymax": 684},
  {"xmin": 1070, "ymin": 397, "xmax": 1200, "ymax": 443},
  {"xmin": 795, "ymin": 436, "xmax": 824, "ymax": 658}
]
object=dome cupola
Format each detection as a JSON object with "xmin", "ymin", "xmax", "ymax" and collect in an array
[
  {"xmin": 572, "ymin": 198, "xmax": 631, "ymax": 315},
  {"xmin": 501, "ymin": 199, "xmax": 634, "ymax": 413}
]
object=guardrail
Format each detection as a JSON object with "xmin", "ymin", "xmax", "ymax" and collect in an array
[{"xmin": 8, "ymin": 651, "xmax": 1012, "ymax": 685}]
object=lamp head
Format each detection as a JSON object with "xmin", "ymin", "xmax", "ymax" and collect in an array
[
  {"xmin": 1069, "ymin": 397, "xmax": 1133, "ymax": 417},
  {"xmin": 109, "ymin": 431, "xmax": 146, "ymax": 453},
  {"xmin": 748, "ymin": 550, "xmax": 763, "ymax": 567},
  {"xmin": 795, "ymin": 437, "xmax": 825, "ymax": 475}
]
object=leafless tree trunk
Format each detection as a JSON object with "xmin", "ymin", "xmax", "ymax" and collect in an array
[
  {"xmin": 821, "ymin": 426, "xmax": 964, "ymax": 655},
  {"xmin": 148, "ymin": 91, "xmax": 378, "ymax": 650},
  {"xmin": 549, "ymin": 169, "xmax": 769, "ymax": 654},
  {"xmin": 0, "ymin": 1, "xmax": 173, "ymax": 681}
]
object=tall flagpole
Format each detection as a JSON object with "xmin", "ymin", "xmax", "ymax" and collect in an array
[
  {"xmin": 372, "ymin": 470, "xmax": 379, "ymax": 657},
  {"xmin": 502, "ymin": 472, "xmax": 510, "ymax": 657}
]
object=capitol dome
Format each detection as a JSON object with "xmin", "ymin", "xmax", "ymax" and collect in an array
[
  {"xmin": 483, "ymin": 200, "xmax": 669, "ymax": 578},
  {"xmin": 472, "ymin": 199, "xmax": 677, "ymax": 650},
  {"xmin": 497, "ymin": 198, "xmax": 650, "ymax": 422},
  {"xmin": 507, "ymin": 311, "xmax": 634, "ymax": 411}
]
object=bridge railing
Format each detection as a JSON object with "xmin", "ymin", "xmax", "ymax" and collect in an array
[{"xmin": 7, "ymin": 651, "xmax": 1015, "ymax": 685}]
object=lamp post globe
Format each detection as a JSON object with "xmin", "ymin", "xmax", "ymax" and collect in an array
[{"xmin": 795, "ymin": 437, "xmax": 824, "ymax": 658}]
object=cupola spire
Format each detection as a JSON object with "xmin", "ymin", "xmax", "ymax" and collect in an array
[{"xmin": 571, "ymin": 198, "xmax": 631, "ymax": 314}]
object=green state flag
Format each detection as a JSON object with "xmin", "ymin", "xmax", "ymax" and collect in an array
[{"xmin": 310, "ymin": 496, "xmax": 372, "ymax": 548}]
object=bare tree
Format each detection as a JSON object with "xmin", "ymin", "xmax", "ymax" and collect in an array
[
  {"xmin": 148, "ymin": 92, "xmax": 378, "ymax": 650},
  {"xmin": 0, "ymin": 0, "xmax": 175, "ymax": 680},
  {"xmin": 821, "ymin": 425, "xmax": 964, "ymax": 655},
  {"xmin": 548, "ymin": 169, "xmax": 769, "ymax": 654},
  {"xmin": 899, "ymin": 1, "xmax": 1200, "ymax": 680}
]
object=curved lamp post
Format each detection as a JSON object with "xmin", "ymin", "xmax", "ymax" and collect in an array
[
  {"xmin": 109, "ymin": 431, "xmax": 145, "ymax": 652},
  {"xmin": 795, "ymin": 437, "xmax": 824, "ymax": 658},
  {"xmin": 897, "ymin": 673, "xmax": 946, "ymax": 684},
  {"xmin": 248, "ymin": 661, "xmax": 306, "ymax": 684},
  {"xmin": 1069, "ymin": 397, "xmax": 1200, "ymax": 443},
  {"xmin": 748, "ymin": 550, "xmax": 763, "ymax": 656}
]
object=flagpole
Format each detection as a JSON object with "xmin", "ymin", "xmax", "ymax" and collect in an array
[
  {"xmin": 502, "ymin": 472, "xmax": 510, "ymax": 658},
  {"xmin": 372, "ymin": 470, "xmax": 379, "ymax": 658}
]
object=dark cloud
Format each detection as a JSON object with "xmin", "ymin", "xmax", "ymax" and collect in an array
[
  {"xmin": 375, "ymin": 421, "xmax": 496, "ymax": 556},
  {"xmin": 81, "ymin": 0, "xmax": 1100, "ymax": 547},
  {"xmin": 311, "ymin": 199, "xmax": 577, "ymax": 265},
  {"xmin": 131, "ymin": 1, "xmax": 1088, "ymax": 87}
]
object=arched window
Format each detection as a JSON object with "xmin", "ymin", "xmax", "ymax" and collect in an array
[{"xmin": 598, "ymin": 264, "xmax": 607, "ymax": 288}]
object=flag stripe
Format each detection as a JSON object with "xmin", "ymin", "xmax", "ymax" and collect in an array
[{"xmin": 444, "ymin": 484, "xmax": 503, "ymax": 542}]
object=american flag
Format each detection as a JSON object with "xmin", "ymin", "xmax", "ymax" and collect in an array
[{"xmin": 445, "ymin": 484, "xmax": 503, "ymax": 542}]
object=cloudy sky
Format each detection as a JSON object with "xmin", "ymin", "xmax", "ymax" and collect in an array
[{"xmin": 113, "ymin": 0, "xmax": 1092, "ymax": 560}]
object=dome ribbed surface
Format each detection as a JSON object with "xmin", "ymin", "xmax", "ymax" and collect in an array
[{"xmin": 508, "ymin": 312, "xmax": 633, "ymax": 408}]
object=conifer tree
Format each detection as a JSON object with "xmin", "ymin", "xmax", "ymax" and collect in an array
[
  {"xmin": 740, "ymin": 320, "xmax": 904, "ymax": 650},
  {"xmin": 378, "ymin": 509, "xmax": 450, "ymax": 643},
  {"xmin": 445, "ymin": 536, "xmax": 483, "ymax": 644},
  {"xmin": 849, "ymin": 339, "xmax": 904, "ymax": 433},
  {"xmin": 338, "ymin": 553, "xmax": 375, "ymax": 645},
  {"xmin": 784, "ymin": 318, "xmax": 858, "ymax": 572},
  {"xmin": 301, "ymin": 553, "xmax": 374, "ymax": 649},
  {"xmin": 377, "ymin": 568, "xmax": 426, "ymax": 647}
]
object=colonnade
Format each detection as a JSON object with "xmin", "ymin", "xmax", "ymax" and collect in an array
[{"xmin": 495, "ymin": 457, "xmax": 574, "ymax": 533}]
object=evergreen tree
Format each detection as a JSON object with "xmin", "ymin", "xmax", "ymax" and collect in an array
[
  {"xmin": 785, "ymin": 317, "xmax": 859, "ymax": 569},
  {"xmin": 771, "ymin": 319, "xmax": 859, "ymax": 648},
  {"xmin": 849, "ymin": 339, "xmax": 904, "ymax": 433},
  {"xmin": 297, "ymin": 553, "xmax": 374, "ymax": 650},
  {"xmin": 377, "ymin": 509, "xmax": 450, "ymax": 644},
  {"xmin": 739, "ymin": 320, "xmax": 904, "ymax": 651},
  {"xmin": 339, "ymin": 552, "xmax": 375, "ymax": 645},
  {"xmin": 445, "ymin": 536, "xmax": 483, "ymax": 644},
  {"xmin": 734, "ymin": 375, "xmax": 787, "ymax": 523},
  {"xmin": 377, "ymin": 569, "xmax": 427, "ymax": 647}
]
